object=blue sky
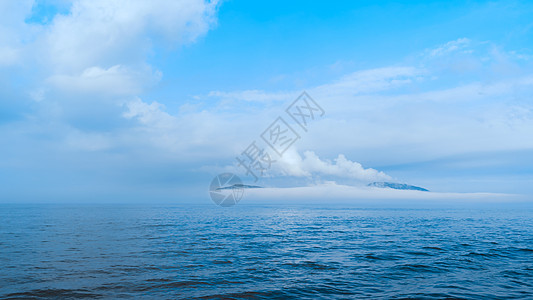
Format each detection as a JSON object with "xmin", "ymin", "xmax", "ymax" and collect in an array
[{"xmin": 1, "ymin": 0, "xmax": 533, "ymax": 203}]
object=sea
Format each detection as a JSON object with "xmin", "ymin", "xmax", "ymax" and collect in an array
[{"xmin": 1, "ymin": 204, "xmax": 532, "ymax": 299}]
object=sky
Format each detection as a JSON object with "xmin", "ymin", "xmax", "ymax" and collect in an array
[{"xmin": 1, "ymin": 0, "xmax": 533, "ymax": 203}]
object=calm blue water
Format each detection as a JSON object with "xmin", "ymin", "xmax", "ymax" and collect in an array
[{"xmin": 1, "ymin": 204, "xmax": 532, "ymax": 299}]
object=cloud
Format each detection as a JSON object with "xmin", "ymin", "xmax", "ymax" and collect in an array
[
  {"xmin": 44, "ymin": 0, "xmax": 219, "ymax": 73},
  {"xmin": 0, "ymin": 1, "xmax": 35, "ymax": 67},
  {"xmin": 201, "ymin": 38, "xmax": 533, "ymax": 166},
  {"xmin": 121, "ymin": 97, "xmax": 262, "ymax": 160},
  {"xmin": 0, "ymin": 0, "xmax": 220, "ymax": 107},
  {"xmin": 242, "ymin": 182, "xmax": 524, "ymax": 206},
  {"xmin": 208, "ymin": 90, "xmax": 295, "ymax": 103},
  {"xmin": 206, "ymin": 67, "xmax": 423, "ymax": 105},
  {"xmin": 272, "ymin": 149, "xmax": 392, "ymax": 183},
  {"xmin": 427, "ymin": 38, "xmax": 471, "ymax": 57},
  {"xmin": 48, "ymin": 64, "xmax": 162, "ymax": 96},
  {"xmin": 314, "ymin": 66, "xmax": 421, "ymax": 97},
  {"xmin": 3, "ymin": 21, "xmax": 533, "ymax": 201},
  {"xmin": 0, "ymin": 47, "xmax": 20, "ymax": 66},
  {"xmin": 64, "ymin": 129, "xmax": 112, "ymax": 151},
  {"xmin": 0, "ymin": 0, "xmax": 227, "ymax": 158},
  {"xmin": 123, "ymin": 97, "xmax": 175, "ymax": 128}
]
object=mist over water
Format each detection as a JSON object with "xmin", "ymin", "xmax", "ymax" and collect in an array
[{"xmin": 1, "ymin": 204, "xmax": 532, "ymax": 299}]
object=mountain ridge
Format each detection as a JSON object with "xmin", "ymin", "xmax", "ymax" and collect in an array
[{"xmin": 368, "ymin": 182, "xmax": 429, "ymax": 192}]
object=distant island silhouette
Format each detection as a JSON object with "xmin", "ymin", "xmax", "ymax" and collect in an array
[
  {"xmin": 215, "ymin": 183, "xmax": 263, "ymax": 191},
  {"xmin": 368, "ymin": 182, "xmax": 429, "ymax": 192},
  {"xmin": 217, "ymin": 182, "xmax": 429, "ymax": 192}
]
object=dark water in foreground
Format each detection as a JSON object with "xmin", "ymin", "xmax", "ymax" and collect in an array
[{"xmin": 1, "ymin": 205, "xmax": 532, "ymax": 299}]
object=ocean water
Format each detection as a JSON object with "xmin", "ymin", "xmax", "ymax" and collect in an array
[{"xmin": 1, "ymin": 204, "xmax": 532, "ymax": 299}]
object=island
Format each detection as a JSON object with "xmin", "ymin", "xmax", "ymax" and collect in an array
[{"xmin": 368, "ymin": 182, "xmax": 429, "ymax": 192}]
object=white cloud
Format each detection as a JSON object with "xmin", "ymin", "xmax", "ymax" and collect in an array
[
  {"xmin": 0, "ymin": 0, "xmax": 220, "ymax": 102},
  {"xmin": 208, "ymin": 90, "xmax": 295, "ymax": 103},
  {"xmin": 64, "ymin": 129, "xmax": 112, "ymax": 151},
  {"xmin": 509, "ymin": 50, "xmax": 532, "ymax": 61},
  {"xmin": 48, "ymin": 64, "xmax": 161, "ymax": 96},
  {"xmin": 313, "ymin": 66, "xmax": 422, "ymax": 98},
  {"xmin": 206, "ymin": 67, "xmax": 422, "ymax": 105},
  {"xmin": 45, "ymin": 0, "xmax": 219, "ymax": 73},
  {"xmin": 0, "ymin": 1, "xmax": 35, "ymax": 66},
  {"xmin": 273, "ymin": 149, "xmax": 392, "ymax": 183},
  {"xmin": 0, "ymin": 0, "xmax": 226, "ymax": 163},
  {"xmin": 4, "ymin": 25, "xmax": 533, "ymax": 199},
  {"xmin": 123, "ymin": 97, "xmax": 175, "ymax": 128},
  {"xmin": 0, "ymin": 46, "xmax": 20, "ymax": 66},
  {"xmin": 243, "ymin": 183, "xmax": 522, "ymax": 205},
  {"xmin": 0, "ymin": 0, "xmax": 34, "ymax": 35},
  {"xmin": 427, "ymin": 38, "xmax": 471, "ymax": 57},
  {"xmin": 198, "ymin": 38, "xmax": 533, "ymax": 170},
  {"xmin": 121, "ymin": 97, "xmax": 260, "ymax": 159}
]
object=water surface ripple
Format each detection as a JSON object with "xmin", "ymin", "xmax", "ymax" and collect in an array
[{"xmin": 0, "ymin": 205, "xmax": 532, "ymax": 299}]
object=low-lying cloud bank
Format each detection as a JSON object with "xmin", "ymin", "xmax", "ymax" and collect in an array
[{"xmin": 240, "ymin": 182, "xmax": 525, "ymax": 206}]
